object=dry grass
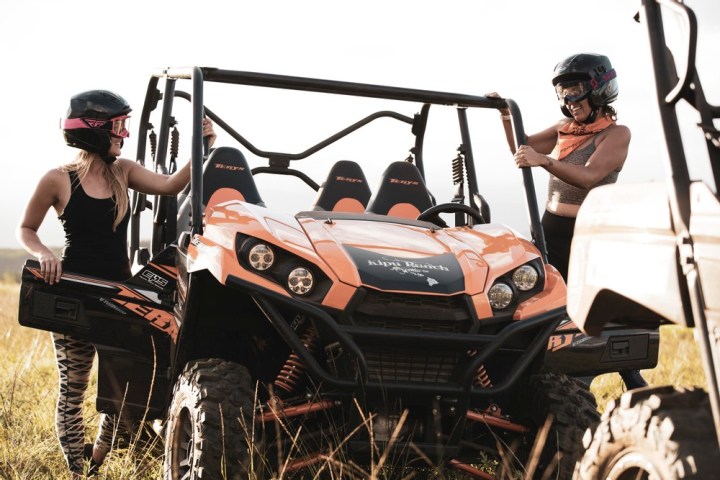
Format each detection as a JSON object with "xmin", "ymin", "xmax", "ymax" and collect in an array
[
  {"xmin": 0, "ymin": 280, "xmax": 708, "ymax": 479},
  {"xmin": 0, "ymin": 282, "xmax": 161, "ymax": 479}
]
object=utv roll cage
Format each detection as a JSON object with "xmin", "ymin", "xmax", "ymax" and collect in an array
[{"xmin": 127, "ymin": 68, "xmax": 546, "ymax": 267}]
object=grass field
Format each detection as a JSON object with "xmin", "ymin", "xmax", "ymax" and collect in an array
[{"xmin": 0, "ymin": 280, "xmax": 708, "ymax": 479}]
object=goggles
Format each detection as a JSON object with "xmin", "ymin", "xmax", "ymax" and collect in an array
[
  {"xmin": 555, "ymin": 81, "xmax": 590, "ymax": 105},
  {"xmin": 63, "ymin": 115, "xmax": 131, "ymax": 138}
]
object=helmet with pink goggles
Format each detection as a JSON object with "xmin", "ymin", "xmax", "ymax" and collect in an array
[
  {"xmin": 62, "ymin": 90, "xmax": 132, "ymax": 162},
  {"xmin": 551, "ymin": 53, "xmax": 618, "ymax": 118}
]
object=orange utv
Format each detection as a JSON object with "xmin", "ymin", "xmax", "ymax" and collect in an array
[{"xmin": 19, "ymin": 69, "xmax": 658, "ymax": 479}]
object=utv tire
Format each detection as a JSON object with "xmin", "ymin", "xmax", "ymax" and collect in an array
[
  {"xmin": 516, "ymin": 373, "xmax": 600, "ymax": 479},
  {"xmin": 574, "ymin": 387, "xmax": 719, "ymax": 479},
  {"xmin": 163, "ymin": 359, "xmax": 257, "ymax": 480}
]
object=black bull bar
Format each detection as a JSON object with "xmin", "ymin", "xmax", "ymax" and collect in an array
[{"xmin": 227, "ymin": 275, "xmax": 564, "ymax": 397}]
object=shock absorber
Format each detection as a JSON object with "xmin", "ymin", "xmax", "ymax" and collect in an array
[{"xmin": 274, "ymin": 323, "xmax": 319, "ymax": 395}]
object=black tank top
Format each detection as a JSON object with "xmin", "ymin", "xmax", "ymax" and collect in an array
[{"xmin": 59, "ymin": 171, "xmax": 131, "ymax": 280}]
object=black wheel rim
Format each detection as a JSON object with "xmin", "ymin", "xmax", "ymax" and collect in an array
[{"xmin": 171, "ymin": 407, "xmax": 194, "ymax": 480}]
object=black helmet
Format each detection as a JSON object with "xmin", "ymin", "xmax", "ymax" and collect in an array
[
  {"xmin": 62, "ymin": 90, "xmax": 132, "ymax": 162},
  {"xmin": 552, "ymin": 53, "xmax": 618, "ymax": 118}
]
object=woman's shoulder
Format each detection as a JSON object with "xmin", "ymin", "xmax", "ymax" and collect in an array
[
  {"xmin": 41, "ymin": 166, "xmax": 70, "ymax": 183},
  {"xmin": 606, "ymin": 122, "xmax": 631, "ymax": 140},
  {"xmin": 116, "ymin": 157, "xmax": 139, "ymax": 172},
  {"xmin": 33, "ymin": 167, "xmax": 70, "ymax": 200}
]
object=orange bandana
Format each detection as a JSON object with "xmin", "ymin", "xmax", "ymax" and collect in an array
[{"xmin": 556, "ymin": 116, "xmax": 615, "ymax": 160}]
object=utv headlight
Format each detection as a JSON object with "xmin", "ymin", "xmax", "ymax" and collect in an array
[
  {"xmin": 248, "ymin": 243, "xmax": 275, "ymax": 271},
  {"xmin": 512, "ymin": 265, "xmax": 539, "ymax": 291},
  {"xmin": 287, "ymin": 267, "xmax": 314, "ymax": 295},
  {"xmin": 488, "ymin": 282, "xmax": 514, "ymax": 309}
]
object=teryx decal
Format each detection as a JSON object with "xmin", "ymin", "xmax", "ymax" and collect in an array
[{"xmin": 343, "ymin": 245, "xmax": 465, "ymax": 294}]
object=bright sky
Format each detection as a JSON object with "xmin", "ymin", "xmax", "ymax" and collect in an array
[{"xmin": 1, "ymin": 0, "xmax": 717, "ymax": 249}]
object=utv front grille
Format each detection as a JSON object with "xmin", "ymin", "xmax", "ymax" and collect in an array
[
  {"xmin": 353, "ymin": 290, "xmax": 472, "ymax": 333},
  {"xmin": 365, "ymin": 347, "xmax": 461, "ymax": 384}
]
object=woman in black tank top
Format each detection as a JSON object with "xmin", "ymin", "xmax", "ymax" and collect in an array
[
  {"xmin": 491, "ymin": 53, "xmax": 646, "ymax": 392},
  {"xmin": 61, "ymin": 170, "xmax": 132, "ymax": 280},
  {"xmin": 16, "ymin": 90, "xmax": 216, "ymax": 478}
]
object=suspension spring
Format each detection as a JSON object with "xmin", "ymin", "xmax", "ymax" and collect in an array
[
  {"xmin": 474, "ymin": 364, "xmax": 493, "ymax": 388},
  {"xmin": 274, "ymin": 324, "xmax": 319, "ymax": 394},
  {"xmin": 452, "ymin": 153, "xmax": 465, "ymax": 185},
  {"xmin": 149, "ymin": 129, "xmax": 157, "ymax": 161},
  {"xmin": 170, "ymin": 126, "xmax": 179, "ymax": 171}
]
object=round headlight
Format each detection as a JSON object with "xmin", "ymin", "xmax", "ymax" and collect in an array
[
  {"xmin": 488, "ymin": 282, "xmax": 514, "ymax": 310},
  {"xmin": 248, "ymin": 243, "xmax": 275, "ymax": 271},
  {"xmin": 287, "ymin": 267, "xmax": 314, "ymax": 295},
  {"xmin": 512, "ymin": 265, "xmax": 539, "ymax": 291}
]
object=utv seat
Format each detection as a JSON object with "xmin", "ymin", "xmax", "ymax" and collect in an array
[
  {"xmin": 177, "ymin": 147, "xmax": 265, "ymax": 234},
  {"xmin": 366, "ymin": 161, "xmax": 433, "ymax": 219},
  {"xmin": 311, "ymin": 160, "xmax": 372, "ymax": 213}
]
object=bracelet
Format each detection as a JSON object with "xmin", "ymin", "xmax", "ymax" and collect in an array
[{"xmin": 501, "ymin": 114, "xmax": 511, "ymax": 121}]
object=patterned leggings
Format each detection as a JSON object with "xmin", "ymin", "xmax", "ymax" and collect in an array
[{"xmin": 51, "ymin": 333, "xmax": 116, "ymax": 474}]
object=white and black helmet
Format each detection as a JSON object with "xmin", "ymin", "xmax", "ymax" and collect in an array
[{"xmin": 552, "ymin": 53, "xmax": 619, "ymax": 118}]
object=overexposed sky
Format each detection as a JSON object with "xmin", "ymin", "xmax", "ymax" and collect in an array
[{"xmin": 1, "ymin": 0, "xmax": 717, "ymax": 249}]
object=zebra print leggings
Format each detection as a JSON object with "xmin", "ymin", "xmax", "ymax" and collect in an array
[{"xmin": 51, "ymin": 333, "xmax": 116, "ymax": 474}]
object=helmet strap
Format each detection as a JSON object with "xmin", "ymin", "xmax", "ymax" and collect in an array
[
  {"xmin": 100, "ymin": 137, "xmax": 123, "ymax": 164},
  {"xmin": 100, "ymin": 154, "xmax": 118, "ymax": 165},
  {"xmin": 582, "ymin": 108, "xmax": 599, "ymax": 124}
]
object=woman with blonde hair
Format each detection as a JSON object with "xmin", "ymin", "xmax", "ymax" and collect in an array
[{"xmin": 17, "ymin": 89, "xmax": 215, "ymax": 477}]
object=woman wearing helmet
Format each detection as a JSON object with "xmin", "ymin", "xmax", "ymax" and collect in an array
[
  {"xmin": 16, "ymin": 90, "xmax": 216, "ymax": 478},
  {"xmin": 491, "ymin": 53, "xmax": 646, "ymax": 391}
]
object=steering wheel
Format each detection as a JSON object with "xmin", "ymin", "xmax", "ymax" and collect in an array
[{"xmin": 417, "ymin": 203, "xmax": 486, "ymax": 226}]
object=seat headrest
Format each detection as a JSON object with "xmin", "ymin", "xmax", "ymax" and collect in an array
[
  {"xmin": 366, "ymin": 161, "xmax": 433, "ymax": 218},
  {"xmin": 312, "ymin": 160, "xmax": 372, "ymax": 213},
  {"xmin": 203, "ymin": 146, "xmax": 264, "ymax": 206}
]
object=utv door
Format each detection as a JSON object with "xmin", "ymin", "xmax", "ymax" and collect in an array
[{"xmin": 17, "ymin": 247, "xmax": 179, "ymax": 419}]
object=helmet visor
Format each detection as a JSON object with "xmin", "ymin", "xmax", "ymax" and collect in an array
[
  {"xmin": 63, "ymin": 115, "xmax": 131, "ymax": 138},
  {"xmin": 555, "ymin": 81, "xmax": 590, "ymax": 105},
  {"xmin": 108, "ymin": 115, "xmax": 130, "ymax": 138}
]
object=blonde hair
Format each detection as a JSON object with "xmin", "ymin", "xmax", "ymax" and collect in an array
[{"xmin": 62, "ymin": 151, "xmax": 129, "ymax": 230}]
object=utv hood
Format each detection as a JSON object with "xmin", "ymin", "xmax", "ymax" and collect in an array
[{"xmin": 297, "ymin": 214, "xmax": 486, "ymax": 295}]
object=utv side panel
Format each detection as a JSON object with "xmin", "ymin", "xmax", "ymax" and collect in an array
[
  {"xmin": 17, "ymin": 248, "xmax": 178, "ymax": 418},
  {"xmin": 543, "ymin": 321, "xmax": 659, "ymax": 376}
]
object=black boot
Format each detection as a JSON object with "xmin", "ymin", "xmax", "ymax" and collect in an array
[{"xmin": 83, "ymin": 443, "xmax": 102, "ymax": 477}]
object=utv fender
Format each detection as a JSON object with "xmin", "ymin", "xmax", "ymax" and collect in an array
[{"xmin": 567, "ymin": 183, "xmax": 687, "ymax": 335}]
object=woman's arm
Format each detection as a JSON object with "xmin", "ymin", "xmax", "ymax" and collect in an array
[
  {"xmin": 125, "ymin": 118, "xmax": 216, "ymax": 196},
  {"xmin": 17, "ymin": 169, "xmax": 65, "ymax": 284},
  {"xmin": 487, "ymin": 92, "xmax": 560, "ymax": 154},
  {"xmin": 514, "ymin": 125, "xmax": 631, "ymax": 190},
  {"xmin": 124, "ymin": 158, "xmax": 191, "ymax": 196}
]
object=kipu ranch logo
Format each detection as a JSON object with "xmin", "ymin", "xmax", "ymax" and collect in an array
[{"xmin": 366, "ymin": 257, "xmax": 450, "ymax": 272}]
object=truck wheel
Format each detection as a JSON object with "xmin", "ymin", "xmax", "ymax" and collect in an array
[
  {"xmin": 163, "ymin": 359, "xmax": 257, "ymax": 480},
  {"xmin": 574, "ymin": 387, "xmax": 719, "ymax": 479},
  {"xmin": 516, "ymin": 373, "xmax": 600, "ymax": 479}
]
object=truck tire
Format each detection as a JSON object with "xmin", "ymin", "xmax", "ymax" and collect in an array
[
  {"xmin": 516, "ymin": 373, "xmax": 600, "ymax": 479},
  {"xmin": 163, "ymin": 358, "xmax": 257, "ymax": 480},
  {"xmin": 574, "ymin": 387, "xmax": 719, "ymax": 479}
]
